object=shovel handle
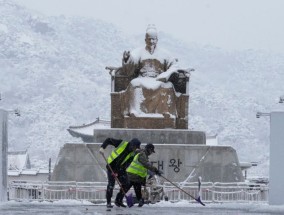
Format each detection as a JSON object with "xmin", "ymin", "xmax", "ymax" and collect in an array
[{"xmin": 101, "ymin": 153, "xmax": 127, "ymax": 195}]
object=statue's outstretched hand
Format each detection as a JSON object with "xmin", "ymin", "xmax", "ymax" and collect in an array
[{"xmin": 123, "ymin": 51, "xmax": 130, "ymax": 63}]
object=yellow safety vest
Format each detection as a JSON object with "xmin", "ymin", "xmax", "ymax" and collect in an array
[
  {"xmin": 107, "ymin": 141, "xmax": 134, "ymax": 165},
  {"xmin": 126, "ymin": 153, "xmax": 147, "ymax": 178}
]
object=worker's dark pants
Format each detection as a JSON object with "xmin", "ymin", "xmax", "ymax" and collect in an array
[
  {"xmin": 116, "ymin": 181, "xmax": 143, "ymax": 202},
  {"xmin": 106, "ymin": 169, "xmax": 128, "ymax": 204}
]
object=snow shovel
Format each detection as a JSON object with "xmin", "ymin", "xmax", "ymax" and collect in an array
[
  {"xmin": 159, "ymin": 175, "xmax": 205, "ymax": 206},
  {"xmin": 101, "ymin": 153, "xmax": 134, "ymax": 207}
]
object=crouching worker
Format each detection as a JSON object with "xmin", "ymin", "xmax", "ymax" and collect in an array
[
  {"xmin": 117, "ymin": 143, "xmax": 162, "ymax": 207},
  {"xmin": 99, "ymin": 138, "xmax": 141, "ymax": 208}
]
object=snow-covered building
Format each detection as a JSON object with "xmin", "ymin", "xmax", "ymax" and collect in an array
[
  {"xmin": 7, "ymin": 150, "xmax": 50, "ymax": 182},
  {"xmin": 8, "ymin": 150, "xmax": 31, "ymax": 171},
  {"xmin": 8, "ymin": 169, "xmax": 49, "ymax": 183},
  {"xmin": 67, "ymin": 118, "xmax": 111, "ymax": 143}
]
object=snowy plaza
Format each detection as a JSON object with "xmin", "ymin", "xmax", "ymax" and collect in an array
[{"xmin": 1, "ymin": 200, "xmax": 284, "ymax": 215}]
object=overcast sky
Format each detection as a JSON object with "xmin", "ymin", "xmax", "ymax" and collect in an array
[{"xmin": 15, "ymin": 0, "xmax": 284, "ymax": 53}]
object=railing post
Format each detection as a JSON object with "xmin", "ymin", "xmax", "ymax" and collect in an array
[
  {"xmin": 42, "ymin": 182, "xmax": 45, "ymax": 201},
  {"xmin": 76, "ymin": 182, "xmax": 78, "ymax": 200},
  {"xmin": 212, "ymin": 182, "xmax": 215, "ymax": 203}
]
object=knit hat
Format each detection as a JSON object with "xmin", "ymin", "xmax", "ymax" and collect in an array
[{"xmin": 130, "ymin": 138, "xmax": 141, "ymax": 149}]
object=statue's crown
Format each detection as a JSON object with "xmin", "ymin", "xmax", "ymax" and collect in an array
[{"xmin": 146, "ymin": 24, "xmax": 157, "ymax": 37}]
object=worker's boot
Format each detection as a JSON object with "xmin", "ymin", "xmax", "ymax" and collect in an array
[
  {"xmin": 106, "ymin": 203, "xmax": 113, "ymax": 208},
  {"xmin": 115, "ymin": 194, "xmax": 126, "ymax": 208},
  {"xmin": 138, "ymin": 198, "xmax": 144, "ymax": 207}
]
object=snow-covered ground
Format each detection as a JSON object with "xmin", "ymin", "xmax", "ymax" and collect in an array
[{"xmin": 1, "ymin": 200, "xmax": 284, "ymax": 215}]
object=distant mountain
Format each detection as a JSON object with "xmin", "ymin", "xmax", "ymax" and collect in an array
[
  {"xmin": 0, "ymin": 0, "xmax": 136, "ymax": 168},
  {"xmin": 1, "ymin": 0, "xmax": 284, "ymax": 176}
]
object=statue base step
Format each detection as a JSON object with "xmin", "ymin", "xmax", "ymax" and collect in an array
[
  {"xmin": 93, "ymin": 128, "xmax": 206, "ymax": 145},
  {"xmin": 112, "ymin": 116, "xmax": 188, "ymax": 129}
]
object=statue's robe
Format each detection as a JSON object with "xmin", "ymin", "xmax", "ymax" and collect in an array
[{"xmin": 122, "ymin": 46, "xmax": 180, "ymax": 117}]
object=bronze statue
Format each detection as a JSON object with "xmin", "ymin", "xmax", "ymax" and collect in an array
[
  {"xmin": 122, "ymin": 25, "xmax": 185, "ymax": 117},
  {"xmin": 108, "ymin": 25, "xmax": 192, "ymax": 129}
]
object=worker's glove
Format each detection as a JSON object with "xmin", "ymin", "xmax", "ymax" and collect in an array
[
  {"xmin": 111, "ymin": 172, "xmax": 118, "ymax": 177},
  {"xmin": 99, "ymin": 147, "xmax": 105, "ymax": 155},
  {"xmin": 155, "ymin": 169, "xmax": 163, "ymax": 176},
  {"xmin": 147, "ymin": 170, "xmax": 155, "ymax": 180}
]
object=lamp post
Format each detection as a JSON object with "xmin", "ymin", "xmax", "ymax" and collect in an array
[
  {"xmin": 0, "ymin": 109, "xmax": 8, "ymax": 202},
  {"xmin": 0, "ymin": 106, "xmax": 20, "ymax": 202},
  {"xmin": 256, "ymin": 111, "xmax": 284, "ymax": 205}
]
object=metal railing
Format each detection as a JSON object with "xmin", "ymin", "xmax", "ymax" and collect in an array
[
  {"xmin": 8, "ymin": 180, "xmax": 268, "ymax": 203},
  {"xmin": 161, "ymin": 181, "xmax": 268, "ymax": 203}
]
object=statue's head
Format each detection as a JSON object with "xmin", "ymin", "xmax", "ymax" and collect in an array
[{"xmin": 145, "ymin": 24, "xmax": 158, "ymax": 53}]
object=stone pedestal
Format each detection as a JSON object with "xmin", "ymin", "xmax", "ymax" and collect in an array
[
  {"xmin": 57, "ymin": 128, "xmax": 245, "ymax": 183},
  {"xmin": 51, "ymin": 143, "xmax": 244, "ymax": 183}
]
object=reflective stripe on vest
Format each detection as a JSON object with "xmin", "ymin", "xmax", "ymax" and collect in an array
[
  {"xmin": 126, "ymin": 153, "xmax": 147, "ymax": 178},
  {"xmin": 107, "ymin": 141, "xmax": 129, "ymax": 164}
]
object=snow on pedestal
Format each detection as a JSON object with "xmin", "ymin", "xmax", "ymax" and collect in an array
[
  {"xmin": 0, "ymin": 110, "xmax": 8, "ymax": 202},
  {"xmin": 269, "ymin": 112, "xmax": 284, "ymax": 205}
]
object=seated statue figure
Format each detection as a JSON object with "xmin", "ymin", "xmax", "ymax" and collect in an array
[
  {"xmin": 122, "ymin": 25, "xmax": 185, "ymax": 118},
  {"xmin": 109, "ymin": 25, "xmax": 191, "ymax": 129}
]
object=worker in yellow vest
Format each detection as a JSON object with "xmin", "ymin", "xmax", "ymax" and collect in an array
[
  {"xmin": 117, "ymin": 143, "xmax": 162, "ymax": 207},
  {"xmin": 99, "ymin": 138, "xmax": 141, "ymax": 208}
]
